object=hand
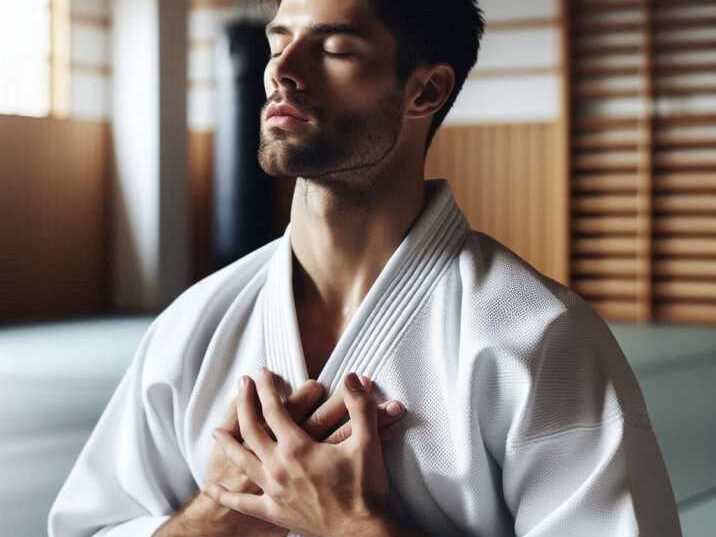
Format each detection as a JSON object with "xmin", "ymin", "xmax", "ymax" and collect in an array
[
  {"xmin": 177, "ymin": 377, "xmax": 325, "ymax": 537},
  {"xmin": 168, "ymin": 372, "xmax": 405, "ymax": 537},
  {"xmin": 203, "ymin": 368, "xmax": 396, "ymax": 537}
]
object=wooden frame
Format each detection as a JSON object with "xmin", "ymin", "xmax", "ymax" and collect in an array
[{"xmin": 49, "ymin": 0, "xmax": 70, "ymax": 119}]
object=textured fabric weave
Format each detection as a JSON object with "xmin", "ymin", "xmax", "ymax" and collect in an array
[{"xmin": 49, "ymin": 179, "xmax": 682, "ymax": 537}]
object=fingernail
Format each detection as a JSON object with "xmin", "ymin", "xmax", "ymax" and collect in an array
[
  {"xmin": 345, "ymin": 372, "xmax": 364, "ymax": 392},
  {"xmin": 386, "ymin": 401, "xmax": 404, "ymax": 417},
  {"xmin": 359, "ymin": 375, "xmax": 372, "ymax": 391}
]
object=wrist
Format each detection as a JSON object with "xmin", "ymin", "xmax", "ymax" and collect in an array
[{"xmin": 340, "ymin": 513, "xmax": 393, "ymax": 537}]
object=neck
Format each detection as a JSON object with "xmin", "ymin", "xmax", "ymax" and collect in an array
[{"xmin": 289, "ymin": 169, "xmax": 427, "ymax": 335}]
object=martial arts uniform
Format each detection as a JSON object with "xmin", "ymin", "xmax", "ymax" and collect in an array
[{"xmin": 48, "ymin": 179, "xmax": 682, "ymax": 537}]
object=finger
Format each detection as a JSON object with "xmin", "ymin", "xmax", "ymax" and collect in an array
[
  {"xmin": 283, "ymin": 379, "xmax": 325, "ymax": 424},
  {"xmin": 342, "ymin": 372, "xmax": 379, "ymax": 447},
  {"xmin": 202, "ymin": 482, "xmax": 271, "ymax": 522},
  {"xmin": 213, "ymin": 428, "xmax": 268, "ymax": 489},
  {"xmin": 301, "ymin": 374, "xmax": 373, "ymax": 441},
  {"xmin": 255, "ymin": 367, "xmax": 312, "ymax": 444},
  {"xmin": 237, "ymin": 375, "xmax": 274, "ymax": 459},
  {"xmin": 323, "ymin": 399, "xmax": 405, "ymax": 444},
  {"xmin": 220, "ymin": 394, "xmax": 241, "ymax": 436}
]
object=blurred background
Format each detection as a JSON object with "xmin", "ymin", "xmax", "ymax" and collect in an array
[{"xmin": 0, "ymin": 0, "xmax": 714, "ymax": 535}]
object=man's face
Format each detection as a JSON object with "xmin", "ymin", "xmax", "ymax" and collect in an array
[{"xmin": 258, "ymin": 0, "xmax": 406, "ymax": 184}]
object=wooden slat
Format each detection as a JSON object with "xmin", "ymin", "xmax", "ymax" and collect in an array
[
  {"xmin": 654, "ymin": 159, "xmax": 716, "ymax": 173},
  {"xmin": 575, "ymin": 20, "xmax": 644, "ymax": 35},
  {"xmin": 574, "ymin": 115, "xmax": 642, "ymax": 130},
  {"xmin": 573, "ymin": 174, "xmax": 640, "ymax": 192},
  {"xmin": 573, "ymin": 258, "xmax": 648, "ymax": 277},
  {"xmin": 655, "ymin": 137, "xmax": 716, "ymax": 150},
  {"xmin": 654, "ymin": 303, "xmax": 716, "ymax": 324},
  {"xmin": 573, "ymin": 237, "xmax": 649, "ymax": 255},
  {"xmin": 654, "ymin": 281, "xmax": 716, "ymax": 300},
  {"xmin": 656, "ymin": 113, "xmax": 716, "ymax": 126},
  {"xmin": 573, "ymin": 278, "xmax": 649, "ymax": 298},
  {"xmin": 70, "ymin": 14, "xmax": 111, "ymax": 28},
  {"xmin": 573, "ymin": 138, "xmax": 640, "ymax": 151},
  {"xmin": 654, "ymin": 62, "xmax": 716, "ymax": 76},
  {"xmin": 574, "ymin": 216, "xmax": 646, "ymax": 234},
  {"xmin": 573, "ymin": 156, "xmax": 640, "ymax": 173},
  {"xmin": 654, "ymin": 237, "xmax": 716, "ymax": 256},
  {"xmin": 653, "ymin": 17, "xmax": 716, "ymax": 32},
  {"xmin": 653, "ymin": 194, "xmax": 716, "ymax": 213},
  {"xmin": 589, "ymin": 299, "xmax": 645, "ymax": 322},
  {"xmin": 577, "ymin": 0, "xmax": 716, "ymax": 13},
  {"xmin": 574, "ymin": 64, "xmax": 643, "ymax": 77},
  {"xmin": 654, "ymin": 173, "xmax": 716, "ymax": 191},
  {"xmin": 574, "ymin": 85, "xmax": 642, "ymax": 99},
  {"xmin": 574, "ymin": 42, "xmax": 642, "ymax": 56},
  {"xmin": 654, "ymin": 40, "xmax": 716, "ymax": 53},
  {"xmin": 469, "ymin": 65, "xmax": 561, "ymax": 80},
  {"xmin": 654, "ymin": 259, "xmax": 716, "ymax": 278},
  {"xmin": 655, "ymin": 84, "xmax": 716, "ymax": 96},
  {"xmin": 653, "ymin": 216, "xmax": 716, "ymax": 234},
  {"xmin": 573, "ymin": 194, "xmax": 648, "ymax": 213},
  {"xmin": 487, "ymin": 17, "xmax": 562, "ymax": 31}
]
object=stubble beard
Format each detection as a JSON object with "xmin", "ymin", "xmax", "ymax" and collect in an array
[{"xmin": 257, "ymin": 88, "xmax": 405, "ymax": 195}]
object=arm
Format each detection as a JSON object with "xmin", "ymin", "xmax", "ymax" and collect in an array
[
  {"xmin": 48, "ymin": 318, "xmax": 191, "ymax": 537},
  {"xmin": 499, "ymin": 305, "xmax": 682, "ymax": 537}
]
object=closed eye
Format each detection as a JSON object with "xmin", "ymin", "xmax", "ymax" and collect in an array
[{"xmin": 269, "ymin": 50, "xmax": 353, "ymax": 59}]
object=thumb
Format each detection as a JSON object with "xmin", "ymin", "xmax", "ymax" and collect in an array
[{"xmin": 342, "ymin": 372, "xmax": 379, "ymax": 446}]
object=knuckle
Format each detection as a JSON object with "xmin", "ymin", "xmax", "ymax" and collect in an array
[
  {"xmin": 267, "ymin": 463, "xmax": 290, "ymax": 486},
  {"xmin": 281, "ymin": 436, "xmax": 309, "ymax": 458}
]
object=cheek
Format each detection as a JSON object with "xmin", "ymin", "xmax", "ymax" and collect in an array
[{"xmin": 263, "ymin": 69, "xmax": 272, "ymax": 98}]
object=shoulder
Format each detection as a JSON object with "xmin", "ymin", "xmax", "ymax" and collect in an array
[
  {"xmin": 138, "ymin": 238, "xmax": 280, "ymax": 387},
  {"xmin": 454, "ymin": 231, "xmax": 651, "ymax": 443}
]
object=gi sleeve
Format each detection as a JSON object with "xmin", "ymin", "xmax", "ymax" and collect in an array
[
  {"xmin": 48, "ymin": 316, "xmax": 196, "ymax": 537},
  {"xmin": 500, "ymin": 305, "xmax": 682, "ymax": 537}
]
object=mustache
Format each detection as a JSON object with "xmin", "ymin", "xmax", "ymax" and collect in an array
[{"xmin": 264, "ymin": 90, "xmax": 319, "ymax": 118}]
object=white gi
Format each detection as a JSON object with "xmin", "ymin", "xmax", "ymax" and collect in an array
[{"xmin": 48, "ymin": 179, "xmax": 682, "ymax": 537}]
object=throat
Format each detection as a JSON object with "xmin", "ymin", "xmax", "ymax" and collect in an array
[{"xmin": 295, "ymin": 305, "xmax": 341, "ymax": 381}]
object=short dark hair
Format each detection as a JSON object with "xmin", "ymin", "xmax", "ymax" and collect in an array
[{"xmin": 260, "ymin": 0, "xmax": 485, "ymax": 152}]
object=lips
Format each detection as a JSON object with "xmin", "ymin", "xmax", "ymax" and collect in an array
[{"xmin": 266, "ymin": 103, "xmax": 310, "ymax": 122}]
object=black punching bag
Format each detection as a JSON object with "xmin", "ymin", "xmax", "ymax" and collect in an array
[{"xmin": 212, "ymin": 20, "xmax": 275, "ymax": 270}]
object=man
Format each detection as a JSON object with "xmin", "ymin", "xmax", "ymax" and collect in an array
[{"xmin": 49, "ymin": 0, "xmax": 683, "ymax": 536}]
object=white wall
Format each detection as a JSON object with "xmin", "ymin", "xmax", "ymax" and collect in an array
[{"xmin": 446, "ymin": 0, "xmax": 562, "ymax": 124}]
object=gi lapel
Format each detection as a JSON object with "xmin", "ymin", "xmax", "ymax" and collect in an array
[{"xmin": 262, "ymin": 178, "xmax": 471, "ymax": 393}]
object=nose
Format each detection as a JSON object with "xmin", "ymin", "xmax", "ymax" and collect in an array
[{"xmin": 267, "ymin": 41, "xmax": 307, "ymax": 92}]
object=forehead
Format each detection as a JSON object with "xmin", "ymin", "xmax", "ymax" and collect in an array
[{"xmin": 268, "ymin": 0, "xmax": 378, "ymax": 33}]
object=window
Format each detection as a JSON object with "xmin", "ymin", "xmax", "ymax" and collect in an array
[{"xmin": 0, "ymin": 0, "xmax": 69, "ymax": 118}]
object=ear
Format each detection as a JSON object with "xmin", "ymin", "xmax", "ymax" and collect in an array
[{"xmin": 404, "ymin": 64, "xmax": 456, "ymax": 120}]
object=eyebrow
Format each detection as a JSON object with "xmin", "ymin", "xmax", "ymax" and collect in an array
[{"xmin": 265, "ymin": 22, "xmax": 368, "ymax": 39}]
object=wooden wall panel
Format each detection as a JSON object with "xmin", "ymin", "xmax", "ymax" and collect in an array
[
  {"xmin": 0, "ymin": 115, "xmax": 109, "ymax": 321},
  {"xmin": 569, "ymin": 0, "xmax": 716, "ymax": 326},
  {"xmin": 426, "ymin": 123, "xmax": 569, "ymax": 285},
  {"xmin": 188, "ymin": 130, "xmax": 214, "ymax": 283}
]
